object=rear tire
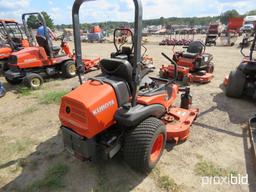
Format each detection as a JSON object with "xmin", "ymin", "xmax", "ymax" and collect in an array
[
  {"xmin": 61, "ymin": 60, "xmax": 76, "ymax": 78},
  {"xmin": 5, "ymin": 76, "xmax": 22, "ymax": 85},
  {"xmin": 225, "ymin": 70, "xmax": 246, "ymax": 98},
  {"xmin": 123, "ymin": 117, "xmax": 166, "ymax": 173},
  {"xmin": 23, "ymin": 73, "xmax": 43, "ymax": 89}
]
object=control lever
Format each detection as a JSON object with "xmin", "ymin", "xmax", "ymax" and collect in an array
[{"xmin": 161, "ymin": 52, "xmax": 178, "ymax": 81}]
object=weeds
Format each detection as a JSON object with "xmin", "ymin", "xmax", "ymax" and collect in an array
[
  {"xmin": 16, "ymin": 87, "xmax": 32, "ymax": 97},
  {"xmin": 24, "ymin": 163, "xmax": 69, "ymax": 192},
  {"xmin": 22, "ymin": 106, "xmax": 38, "ymax": 114},
  {"xmin": 40, "ymin": 90, "xmax": 68, "ymax": 104},
  {"xmin": 194, "ymin": 159, "xmax": 237, "ymax": 177},
  {"xmin": 152, "ymin": 168, "xmax": 182, "ymax": 192},
  {"xmin": 0, "ymin": 137, "xmax": 33, "ymax": 164}
]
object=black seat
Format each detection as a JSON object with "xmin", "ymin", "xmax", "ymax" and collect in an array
[
  {"xmin": 183, "ymin": 41, "xmax": 204, "ymax": 58},
  {"xmin": 111, "ymin": 46, "xmax": 132, "ymax": 61},
  {"xmin": 100, "ymin": 58, "xmax": 133, "ymax": 90},
  {"xmin": 52, "ymin": 46, "xmax": 60, "ymax": 52},
  {"xmin": 121, "ymin": 46, "xmax": 132, "ymax": 55},
  {"xmin": 182, "ymin": 52, "xmax": 198, "ymax": 58},
  {"xmin": 187, "ymin": 41, "xmax": 204, "ymax": 54},
  {"xmin": 36, "ymin": 36, "xmax": 61, "ymax": 56},
  {"xmin": 36, "ymin": 35, "xmax": 51, "ymax": 56}
]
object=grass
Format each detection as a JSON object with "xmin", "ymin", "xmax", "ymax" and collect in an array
[
  {"xmin": 158, "ymin": 175, "xmax": 181, "ymax": 192},
  {"xmin": 24, "ymin": 163, "xmax": 69, "ymax": 192},
  {"xmin": 194, "ymin": 159, "xmax": 238, "ymax": 177},
  {"xmin": 16, "ymin": 87, "xmax": 33, "ymax": 97},
  {"xmin": 1, "ymin": 106, "xmax": 38, "ymax": 124},
  {"xmin": 151, "ymin": 168, "xmax": 182, "ymax": 192},
  {"xmin": 22, "ymin": 106, "xmax": 38, "ymax": 114},
  {"xmin": 0, "ymin": 137, "xmax": 33, "ymax": 164},
  {"xmin": 40, "ymin": 90, "xmax": 68, "ymax": 105},
  {"xmin": 0, "ymin": 137, "xmax": 34, "ymax": 173}
]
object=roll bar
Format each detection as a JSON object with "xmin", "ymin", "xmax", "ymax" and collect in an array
[
  {"xmin": 22, "ymin": 12, "xmax": 53, "ymax": 57},
  {"xmin": 250, "ymin": 30, "xmax": 256, "ymax": 61},
  {"xmin": 0, "ymin": 21, "xmax": 24, "ymax": 50},
  {"xmin": 113, "ymin": 28, "xmax": 134, "ymax": 53},
  {"xmin": 72, "ymin": 0, "xmax": 143, "ymax": 106}
]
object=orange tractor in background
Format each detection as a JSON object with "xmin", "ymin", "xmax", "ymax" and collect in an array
[
  {"xmin": 160, "ymin": 41, "xmax": 214, "ymax": 84},
  {"xmin": 0, "ymin": 19, "xmax": 32, "ymax": 73},
  {"xmin": 4, "ymin": 12, "xmax": 100, "ymax": 89},
  {"xmin": 59, "ymin": 0, "xmax": 198, "ymax": 173}
]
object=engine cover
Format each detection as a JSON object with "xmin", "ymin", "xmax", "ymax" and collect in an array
[
  {"xmin": 59, "ymin": 80, "xmax": 118, "ymax": 138},
  {"xmin": 0, "ymin": 47, "xmax": 12, "ymax": 59},
  {"xmin": 10, "ymin": 47, "xmax": 48, "ymax": 68}
]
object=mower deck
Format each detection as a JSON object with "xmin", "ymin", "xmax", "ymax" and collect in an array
[
  {"xmin": 160, "ymin": 65, "xmax": 213, "ymax": 84},
  {"xmin": 249, "ymin": 116, "xmax": 256, "ymax": 171},
  {"xmin": 83, "ymin": 57, "xmax": 100, "ymax": 71},
  {"xmin": 189, "ymin": 72, "xmax": 214, "ymax": 83},
  {"xmin": 162, "ymin": 107, "xmax": 198, "ymax": 142}
]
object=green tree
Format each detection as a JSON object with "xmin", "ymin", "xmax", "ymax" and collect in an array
[
  {"xmin": 41, "ymin": 11, "xmax": 54, "ymax": 29},
  {"xmin": 27, "ymin": 15, "xmax": 39, "ymax": 29},
  {"xmin": 159, "ymin": 17, "xmax": 165, "ymax": 26},
  {"xmin": 220, "ymin": 9, "xmax": 240, "ymax": 24},
  {"xmin": 27, "ymin": 12, "xmax": 54, "ymax": 29},
  {"xmin": 247, "ymin": 10, "xmax": 256, "ymax": 16}
]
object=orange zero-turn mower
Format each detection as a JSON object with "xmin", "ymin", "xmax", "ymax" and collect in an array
[
  {"xmin": 59, "ymin": 0, "xmax": 199, "ymax": 173},
  {"xmin": 160, "ymin": 41, "xmax": 214, "ymax": 84},
  {"xmin": 0, "ymin": 19, "xmax": 31, "ymax": 73},
  {"xmin": 224, "ymin": 28, "xmax": 256, "ymax": 99}
]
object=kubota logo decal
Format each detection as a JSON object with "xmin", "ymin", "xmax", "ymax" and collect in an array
[
  {"xmin": 0, "ymin": 54, "xmax": 9, "ymax": 57},
  {"xmin": 93, "ymin": 100, "xmax": 115, "ymax": 115},
  {"xmin": 24, "ymin": 58, "xmax": 37, "ymax": 63}
]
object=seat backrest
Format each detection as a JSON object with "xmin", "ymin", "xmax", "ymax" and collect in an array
[
  {"xmin": 187, "ymin": 41, "xmax": 204, "ymax": 54},
  {"xmin": 121, "ymin": 46, "xmax": 132, "ymax": 55},
  {"xmin": 100, "ymin": 58, "xmax": 133, "ymax": 87},
  {"xmin": 36, "ymin": 35, "xmax": 50, "ymax": 56}
]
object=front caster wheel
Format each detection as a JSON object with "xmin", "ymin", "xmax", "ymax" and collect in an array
[{"xmin": 23, "ymin": 73, "xmax": 43, "ymax": 89}]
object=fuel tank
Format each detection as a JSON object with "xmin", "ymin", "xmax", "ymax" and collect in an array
[{"xmin": 59, "ymin": 80, "xmax": 118, "ymax": 138}]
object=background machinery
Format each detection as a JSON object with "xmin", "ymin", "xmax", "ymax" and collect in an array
[
  {"xmin": 0, "ymin": 19, "xmax": 32, "ymax": 73},
  {"xmin": 160, "ymin": 41, "xmax": 214, "ymax": 84},
  {"xmin": 224, "ymin": 27, "xmax": 256, "ymax": 99}
]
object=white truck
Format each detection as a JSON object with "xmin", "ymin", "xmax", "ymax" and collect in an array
[{"xmin": 242, "ymin": 15, "xmax": 256, "ymax": 32}]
